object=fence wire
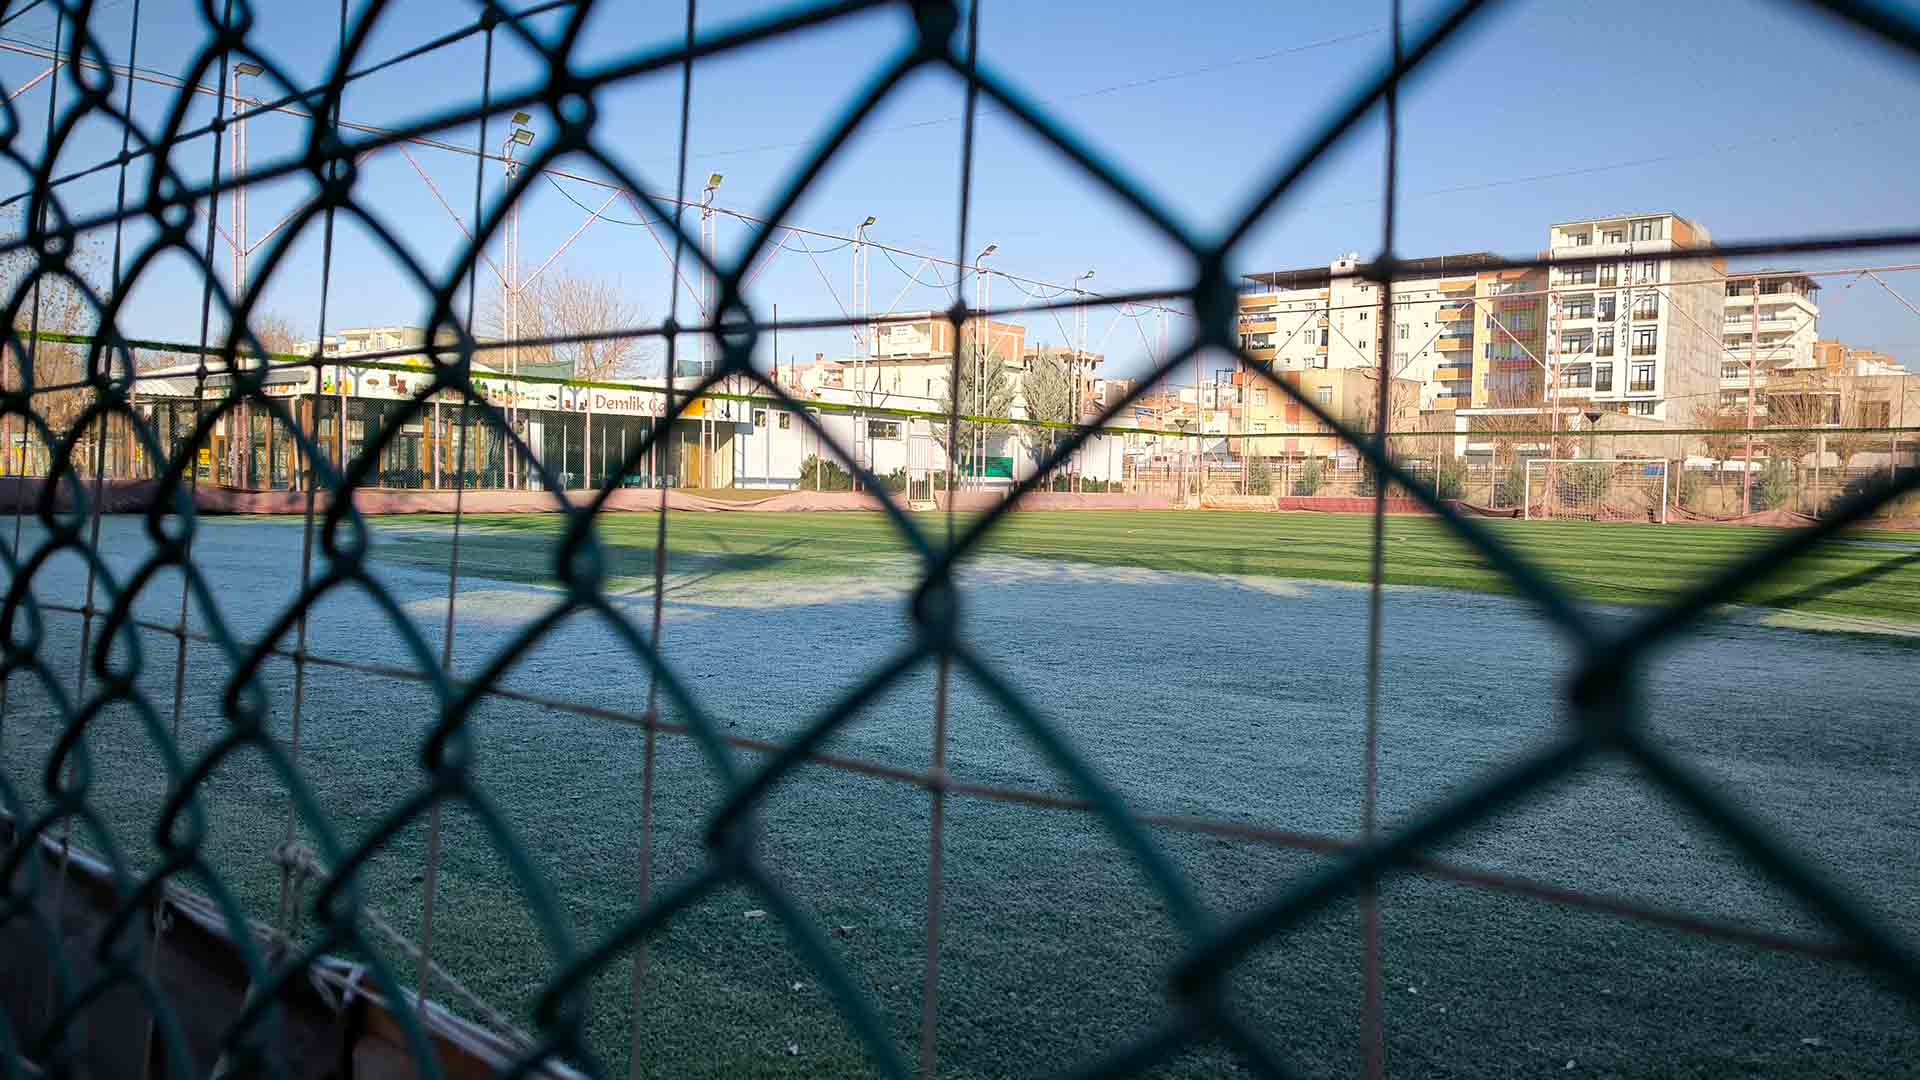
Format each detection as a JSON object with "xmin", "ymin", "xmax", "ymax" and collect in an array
[{"xmin": 1, "ymin": 0, "xmax": 1919, "ymax": 1078}]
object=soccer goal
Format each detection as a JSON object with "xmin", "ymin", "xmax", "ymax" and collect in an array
[{"xmin": 1523, "ymin": 459, "xmax": 1669, "ymax": 524}]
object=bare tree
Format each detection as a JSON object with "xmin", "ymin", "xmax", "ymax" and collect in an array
[
  {"xmin": 485, "ymin": 267, "xmax": 649, "ymax": 380},
  {"xmin": 1762, "ymin": 374, "xmax": 1832, "ymax": 511},
  {"xmin": 1692, "ymin": 404, "xmax": 1746, "ymax": 488},
  {"xmin": 1827, "ymin": 377, "xmax": 1890, "ymax": 478},
  {"xmin": 1, "ymin": 231, "xmax": 103, "ymax": 475}
]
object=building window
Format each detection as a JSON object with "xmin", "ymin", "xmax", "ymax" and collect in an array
[
  {"xmin": 1560, "ymin": 365, "xmax": 1593, "ymax": 388},
  {"xmin": 1509, "ymin": 311, "xmax": 1535, "ymax": 332},
  {"xmin": 1599, "ymin": 265, "xmax": 1618, "ymax": 288},
  {"xmin": 1595, "ymin": 364, "xmax": 1613, "ymax": 392},
  {"xmin": 1572, "ymin": 232, "xmax": 1592, "ymax": 246},
  {"xmin": 1395, "ymin": 351, "xmax": 1408, "ymax": 365},
  {"xmin": 1602, "ymin": 229, "xmax": 1624, "ymax": 244},
  {"xmin": 1632, "ymin": 219, "xmax": 1657, "ymax": 241},
  {"xmin": 1562, "ymin": 268, "xmax": 1596, "ymax": 285},
  {"xmin": 1631, "ymin": 328, "xmax": 1658, "ymax": 356},
  {"xmin": 1314, "ymin": 386, "xmax": 1333, "ymax": 405},
  {"xmin": 1398, "ymin": 323, "xmax": 1409, "ymax": 339},
  {"xmin": 868, "ymin": 420, "xmax": 901, "ymax": 440},
  {"xmin": 1318, "ymin": 329, "xmax": 1328, "ymax": 346},
  {"xmin": 1637, "ymin": 259, "xmax": 1658, "ymax": 282},
  {"xmin": 1253, "ymin": 388, "xmax": 1268, "ymax": 406},
  {"xmin": 1358, "ymin": 311, "xmax": 1368, "ymax": 322},
  {"xmin": 1629, "ymin": 400, "xmax": 1657, "ymax": 416},
  {"xmin": 1357, "ymin": 340, "xmax": 1368, "ymax": 352},
  {"xmin": 778, "ymin": 413, "xmax": 792, "ymax": 430},
  {"xmin": 1252, "ymin": 422, "xmax": 1268, "ymax": 433},
  {"xmin": 1561, "ymin": 334, "xmax": 1591, "ymax": 355},
  {"xmin": 1722, "ymin": 363, "xmax": 1748, "ymax": 380},
  {"xmin": 1760, "ymin": 279, "xmax": 1784, "ymax": 295},
  {"xmin": 1630, "ymin": 363, "xmax": 1655, "ymax": 392},
  {"xmin": 1631, "ymin": 294, "xmax": 1659, "ymax": 319},
  {"xmin": 1565, "ymin": 300, "xmax": 1594, "ymax": 320},
  {"xmin": 1596, "ymin": 329, "xmax": 1615, "ymax": 356},
  {"xmin": 1598, "ymin": 296, "xmax": 1616, "ymax": 320},
  {"xmin": 1484, "ymin": 344, "xmax": 1493, "ymax": 359},
  {"xmin": 752, "ymin": 409, "xmax": 767, "ymax": 427},
  {"xmin": 1721, "ymin": 390, "xmax": 1748, "ymax": 406}
]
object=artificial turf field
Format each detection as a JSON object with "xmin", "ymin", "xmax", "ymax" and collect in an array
[
  {"xmin": 5, "ymin": 509, "xmax": 1919, "ymax": 1078},
  {"xmin": 372, "ymin": 509, "xmax": 1920, "ymax": 631}
]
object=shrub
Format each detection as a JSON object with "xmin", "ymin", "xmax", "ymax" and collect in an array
[
  {"xmin": 1434, "ymin": 459, "xmax": 1466, "ymax": 501},
  {"xmin": 1674, "ymin": 468, "xmax": 1707, "ymax": 510},
  {"xmin": 1755, "ymin": 458, "xmax": 1797, "ymax": 512},
  {"xmin": 1246, "ymin": 457, "xmax": 1273, "ymax": 495},
  {"xmin": 796, "ymin": 454, "xmax": 853, "ymax": 492},
  {"xmin": 1496, "ymin": 463, "xmax": 1527, "ymax": 506},
  {"xmin": 1293, "ymin": 458, "xmax": 1326, "ymax": 496}
]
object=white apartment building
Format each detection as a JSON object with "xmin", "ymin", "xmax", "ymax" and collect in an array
[
  {"xmin": 1542, "ymin": 213, "xmax": 1724, "ymax": 423},
  {"xmin": 1718, "ymin": 272, "xmax": 1821, "ymax": 412},
  {"xmin": 1237, "ymin": 252, "xmax": 1504, "ymax": 409}
]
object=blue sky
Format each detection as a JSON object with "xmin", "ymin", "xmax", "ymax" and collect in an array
[{"xmin": 4, "ymin": 0, "xmax": 1920, "ymax": 378}]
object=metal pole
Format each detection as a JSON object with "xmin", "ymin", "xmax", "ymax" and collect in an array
[{"xmin": 1743, "ymin": 274, "xmax": 1759, "ymax": 514}]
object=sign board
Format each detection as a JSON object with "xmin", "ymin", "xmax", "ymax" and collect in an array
[
  {"xmin": 964, "ymin": 455, "xmax": 1013, "ymax": 479},
  {"xmin": 198, "ymin": 447, "xmax": 212, "ymax": 466},
  {"xmin": 876, "ymin": 321, "xmax": 933, "ymax": 358}
]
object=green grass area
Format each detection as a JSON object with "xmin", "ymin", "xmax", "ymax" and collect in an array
[
  {"xmin": 10, "ymin": 513, "xmax": 1919, "ymax": 1077},
  {"xmin": 370, "ymin": 510, "xmax": 1920, "ymax": 630}
]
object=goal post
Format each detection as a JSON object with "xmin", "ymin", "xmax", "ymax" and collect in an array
[{"xmin": 1523, "ymin": 458, "xmax": 1669, "ymax": 524}]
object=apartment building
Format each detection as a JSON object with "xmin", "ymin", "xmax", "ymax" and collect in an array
[
  {"xmin": 1540, "ymin": 212, "xmax": 1724, "ymax": 423},
  {"xmin": 1469, "ymin": 267, "xmax": 1549, "ymax": 409},
  {"xmin": 1812, "ymin": 339, "xmax": 1907, "ymax": 377},
  {"xmin": 1719, "ymin": 272, "xmax": 1821, "ymax": 411},
  {"xmin": 1236, "ymin": 252, "xmax": 1506, "ymax": 408}
]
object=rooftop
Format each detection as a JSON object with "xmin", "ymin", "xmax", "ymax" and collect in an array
[{"xmin": 1242, "ymin": 251, "xmax": 1507, "ymax": 292}]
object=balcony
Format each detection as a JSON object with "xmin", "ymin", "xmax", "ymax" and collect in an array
[
  {"xmin": 1435, "ymin": 365, "xmax": 1474, "ymax": 381},
  {"xmin": 1561, "ymin": 308, "xmax": 1595, "ymax": 321},
  {"xmin": 1239, "ymin": 318, "xmax": 1277, "ymax": 335},
  {"xmin": 1435, "ymin": 306, "xmax": 1472, "ymax": 321},
  {"xmin": 1630, "ymin": 345, "xmax": 1658, "ymax": 357},
  {"xmin": 1436, "ymin": 335, "xmax": 1471, "ymax": 351},
  {"xmin": 1629, "ymin": 380, "xmax": 1656, "ymax": 393}
]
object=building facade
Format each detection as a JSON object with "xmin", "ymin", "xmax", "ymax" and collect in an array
[
  {"xmin": 1541, "ymin": 212, "xmax": 1725, "ymax": 424},
  {"xmin": 1720, "ymin": 272, "xmax": 1821, "ymax": 413}
]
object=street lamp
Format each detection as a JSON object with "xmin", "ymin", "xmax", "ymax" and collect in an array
[{"xmin": 971, "ymin": 243, "xmax": 998, "ymax": 487}]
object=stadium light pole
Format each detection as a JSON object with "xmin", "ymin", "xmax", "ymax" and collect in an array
[
  {"xmin": 854, "ymin": 215, "xmax": 875, "ymax": 489},
  {"xmin": 973, "ymin": 243, "xmax": 997, "ymax": 489},
  {"xmin": 1073, "ymin": 269, "xmax": 1095, "ymax": 492},
  {"xmin": 1174, "ymin": 417, "xmax": 1190, "ymax": 502},
  {"xmin": 701, "ymin": 173, "xmax": 722, "ymax": 487},
  {"xmin": 503, "ymin": 114, "xmax": 533, "ymax": 487},
  {"xmin": 229, "ymin": 61, "xmax": 262, "ymax": 487}
]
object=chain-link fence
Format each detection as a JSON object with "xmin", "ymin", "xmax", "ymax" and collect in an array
[{"xmin": 3, "ymin": 0, "xmax": 1920, "ymax": 1077}]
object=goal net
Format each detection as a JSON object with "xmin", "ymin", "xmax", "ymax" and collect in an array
[{"xmin": 1523, "ymin": 459, "xmax": 1669, "ymax": 524}]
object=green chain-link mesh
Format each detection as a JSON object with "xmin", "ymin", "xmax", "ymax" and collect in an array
[{"xmin": 2, "ymin": 0, "xmax": 1919, "ymax": 1077}]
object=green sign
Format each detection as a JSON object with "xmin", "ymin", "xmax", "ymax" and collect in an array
[{"xmin": 970, "ymin": 456, "xmax": 1013, "ymax": 479}]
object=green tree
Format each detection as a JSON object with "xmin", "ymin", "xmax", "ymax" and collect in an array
[
  {"xmin": 935, "ymin": 343, "xmax": 1016, "ymax": 479},
  {"xmin": 1020, "ymin": 351, "xmax": 1072, "ymax": 481}
]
